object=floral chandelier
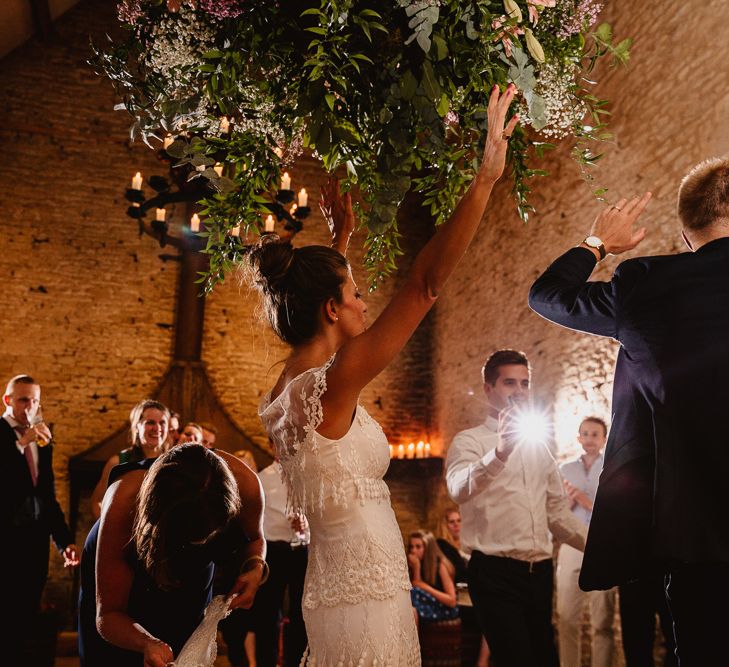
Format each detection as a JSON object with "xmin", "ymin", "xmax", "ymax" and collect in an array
[{"xmin": 94, "ymin": 0, "xmax": 630, "ymax": 291}]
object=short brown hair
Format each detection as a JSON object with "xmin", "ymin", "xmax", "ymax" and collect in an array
[
  {"xmin": 482, "ymin": 349, "xmax": 530, "ymax": 385},
  {"xmin": 4, "ymin": 375, "xmax": 37, "ymax": 396},
  {"xmin": 677, "ymin": 157, "xmax": 729, "ymax": 231},
  {"xmin": 579, "ymin": 416, "xmax": 608, "ymax": 437}
]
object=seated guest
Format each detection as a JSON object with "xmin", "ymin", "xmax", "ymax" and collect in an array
[
  {"xmin": 437, "ymin": 507, "xmax": 469, "ymax": 584},
  {"xmin": 198, "ymin": 421, "xmax": 218, "ymax": 449},
  {"xmin": 438, "ymin": 508, "xmax": 490, "ymax": 667},
  {"xmin": 91, "ymin": 399, "xmax": 169, "ymax": 519},
  {"xmin": 408, "ymin": 530, "xmax": 458, "ymax": 623},
  {"xmin": 178, "ymin": 422, "xmax": 204, "ymax": 445},
  {"xmin": 165, "ymin": 411, "xmax": 181, "ymax": 451}
]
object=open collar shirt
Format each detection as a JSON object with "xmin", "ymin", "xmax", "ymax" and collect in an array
[
  {"xmin": 559, "ymin": 453, "xmax": 604, "ymax": 526},
  {"xmin": 445, "ymin": 416, "xmax": 586, "ymax": 562},
  {"xmin": 2, "ymin": 409, "xmax": 38, "ymax": 475}
]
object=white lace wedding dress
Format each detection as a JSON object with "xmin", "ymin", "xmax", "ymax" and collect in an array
[{"xmin": 259, "ymin": 357, "xmax": 420, "ymax": 667}]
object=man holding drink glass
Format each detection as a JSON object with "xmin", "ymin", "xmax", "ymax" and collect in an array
[{"xmin": 1, "ymin": 374, "xmax": 79, "ymax": 664}]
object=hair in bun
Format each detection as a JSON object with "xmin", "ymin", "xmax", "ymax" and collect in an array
[{"xmin": 246, "ymin": 236, "xmax": 349, "ymax": 345}]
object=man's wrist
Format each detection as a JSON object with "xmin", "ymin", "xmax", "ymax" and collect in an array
[{"xmin": 579, "ymin": 242, "xmax": 602, "ymax": 262}]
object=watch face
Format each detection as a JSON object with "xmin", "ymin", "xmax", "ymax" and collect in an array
[{"xmin": 585, "ymin": 235, "xmax": 603, "ymax": 247}]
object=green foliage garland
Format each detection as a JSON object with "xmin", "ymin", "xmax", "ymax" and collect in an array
[{"xmin": 94, "ymin": 0, "xmax": 631, "ymax": 291}]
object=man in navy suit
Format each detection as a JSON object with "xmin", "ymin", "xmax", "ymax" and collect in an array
[
  {"xmin": 528, "ymin": 158, "xmax": 729, "ymax": 665},
  {"xmin": 0, "ymin": 374, "xmax": 79, "ymax": 664}
]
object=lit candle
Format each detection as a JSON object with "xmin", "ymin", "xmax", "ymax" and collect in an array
[
  {"xmin": 290, "ymin": 203, "xmax": 298, "ymax": 216},
  {"xmin": 163, "ymin": 135, "xmax": 174, "ymax": 149},
  {"xmin": 264, "ymin": 215, "xmax": 275, "ymax": 233},
  {"xmin": 298, "ymin": 188, "xmax": 308, "ymax": 207},
  {"xmin": 389, "ymin": 444, "xmax": 394, "ymax": 459},
  {"xmin": 213, "ymin": 162, "xmax": 223, "ymax": 177},
  {"xmin": 190, "ymin": 213, "xmax": 200, "ymax": 232},
  {"xmin": 155, "ymin": 208, "xmax": 166, "ymax": 222},
  {"xmin": 231, "ymin": 225, "xmax": 241, "ymax": 237},
  {"xmin": 219, "ymin": 116, "xmax": 230, "ymax": 133},
  {"xmin": 131, "ymin": 172, "xmax": 143, "ymax": 190},
  {"xmin": 397, "ymin": 444, "xmax": 405, "ymax": 460},
  {"xmin": 416, "ymin": 441, "xmax": 424, "ymax": 459},
  {"xmin": 407, "ymin": 442, "xmax": 415, "ymax": 459},
  {"xmin": 281, "ymin": 172, "xmax": 291, "ymax": 191},
  {"xmin": 424, "ymin": 442, "xmax": 431, "ymax": 458}
]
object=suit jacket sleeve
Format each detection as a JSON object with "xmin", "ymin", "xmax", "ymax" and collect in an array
[
  {"xmin": 528, "ymin": 247, "xmax": 623, "ymax": 337},
  {"xmin": 40, "ymin": 445, "xmax": 73, "ymax": 551}
]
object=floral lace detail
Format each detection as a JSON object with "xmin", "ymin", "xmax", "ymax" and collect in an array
[
  {"xmin": 301, "ymin": 594, "xmax": 421, "ymax": 667},
  {"xmin": 304, "ymin": 529, "xmax": 411, "ymax": 610},
  {"xmin": 259, "ymin": 355, "xmax": 421, "ymax": 666}
]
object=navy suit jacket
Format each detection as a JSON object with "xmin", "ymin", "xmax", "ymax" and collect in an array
[
  {"xmin": 528, "ymin": 238, "xmax": 729, "ymax": 590},
  {"xmin": 0, "ymin": 417, "xmax": 72, "ymax": 556}
]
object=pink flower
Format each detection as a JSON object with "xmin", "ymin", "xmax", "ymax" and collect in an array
[
  {"xmin": 492, "ymin": 16, "xmax": 525, "ymax": 57},
  {"xmin": 198, "ymin": 0, "xmax": 247, "ymax": 18},
  {"xmin": 527, "ymin": 0, "xmax": 556, "ymax": 26}
]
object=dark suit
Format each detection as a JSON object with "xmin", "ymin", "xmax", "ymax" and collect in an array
[
  {"xmin": 0, "ymin": 415, "xmax": 73, "ymax": 665},
  {"xmin": 529, "ymin": 239, "xmax": 729, "ymax": 665}
]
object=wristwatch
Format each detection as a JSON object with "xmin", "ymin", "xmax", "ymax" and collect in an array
[{"xmin": 583, "ymin": 235, "xmax": 606, "ymax": 260}]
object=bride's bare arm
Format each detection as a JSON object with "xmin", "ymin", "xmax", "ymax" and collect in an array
[{"xmin": 324, "ymin": 85, "xmax": 518, "ymax": 419}]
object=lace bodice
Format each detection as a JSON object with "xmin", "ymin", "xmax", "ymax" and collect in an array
[{"xmin": 259, "ymin": 357, "xmax": 411, "ymax": 610}]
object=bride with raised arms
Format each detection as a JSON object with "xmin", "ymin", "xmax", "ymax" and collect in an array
[{"xmin": 253, "ymin": 84, "xmax": 518, "ymax": 667}]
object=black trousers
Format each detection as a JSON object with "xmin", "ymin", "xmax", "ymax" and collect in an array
[
  {"xmin": 467, "ymin": 551, "xmax": 558, "ymax": 667},
  {"xmin": 619, "ymin": 575, "xmax": 677, "ymax": 667},
  {"xmin": 664, "ymin": 562, "xmax": 729, "ymax": 667},
  {"xmin": 219, "ymin": 540, "xmax": 308, "ymax": 667}
]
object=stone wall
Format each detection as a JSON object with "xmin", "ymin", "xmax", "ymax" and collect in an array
[
  {"xmin": 0, "ymin": 0, "xmax": 435, "ymax": 621},
  {"xmin": 433, "ymin": 0, "xmax": 729, "ymax": 464}
]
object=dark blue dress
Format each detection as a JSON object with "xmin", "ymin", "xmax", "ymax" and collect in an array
[{"xmin": 78, "ymin": 458, "xmax": 247, "ymax": 666}]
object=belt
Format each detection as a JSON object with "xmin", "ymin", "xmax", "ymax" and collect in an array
[{"xmin": 474, "ymin": 551, "xmax": 552, "ymax": 574}]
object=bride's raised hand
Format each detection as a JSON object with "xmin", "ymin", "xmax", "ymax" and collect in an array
[
  {"xmin": 478, "ymin": 83, "xmax": 519, "ymax": 185},
  {"xmin": 320, "ymin": 176, "xmax": 356, "ymax": 256}
]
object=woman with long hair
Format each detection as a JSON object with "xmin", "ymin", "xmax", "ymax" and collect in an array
[
  {"xmin": 78, "ymin": 443, "xmax": 265, "ymax": 666},
  {"xmin": 408, "ymin": 530, "xmax": 457, "ymax": 615},
  {"xmin": 90, "ymin": 399, "xmax": 170, "ymax": 519},
  {"xmin": 254, "ymin": 85, "xmax": 518, "ymax": 665}
]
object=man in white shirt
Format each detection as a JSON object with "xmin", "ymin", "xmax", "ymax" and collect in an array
[
  {"xmin": 556, "ymin": 417, "xmax": 615, "ymax": 667},
  {"xmin": 446, "ymin": 350, "xmax": 586, "ymax": 666}
]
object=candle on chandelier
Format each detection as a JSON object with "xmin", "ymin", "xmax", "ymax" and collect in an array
[
  {"xmin": 163, "ymin": 135, "xmax": 174, "ymax": 149},
  {"xmin": 389, "ymin": 444, "xmax": 394, "ymax": 459},
  {"xmin": 131, "ymin": 172, "xmax": 143, "ymax": 190},
  {"xmin": 407, "ymin": 442, "xmax": 415, "ymax": 459},
  {"xmin": 155, "ymin": 208, "xmax": 166, "ymax": 222},
  {"xmin": 219, "ymin": 116, "xmax": 230, "ymax": 133},
  {"xmin": 213, "ymin": 162, "xmax": 224, "ymax": 177},
  {"xmin": 298, "ymin": 188, "xmax": 308, "ymax": 207},
  {"xmin": 281, "ymin": 172, "xmax": 291, "ymax": 191},
  {"xmin": 397, "ymin": 444, "xmax": 405, "ymax": 460},
  {"xmin": 264, "ymin": 215, "xmax": 275, "ymax": 233},
  {"xmin": 190, "ymin": 213, "xmax": 201, "ymax": 232},
  {"xmin": 424, "ymin": 442, "xmax": 431, "ymax": 458},
  {"xmin": 415, "ymin": 441, "xmax": 424, "ymax": 459},
  {"xmin": 290, "ymin": 203, "xmax": 298, "ymax": 216}
]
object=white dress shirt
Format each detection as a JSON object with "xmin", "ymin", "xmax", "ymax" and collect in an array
[
  {"xmin": 259, "ymin": 462, "xmax": 309, "ymax": 543},
  {"xmin": 446, "ymin": 416, "xmax": 586, "ymax": 562},
  {"xmin": 560, "ymin": 453, "xmax": 604, "ymax": 526},
  {"xmin": 2, "ymin": 410, "xmax": 38, "ymax": 476}
]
